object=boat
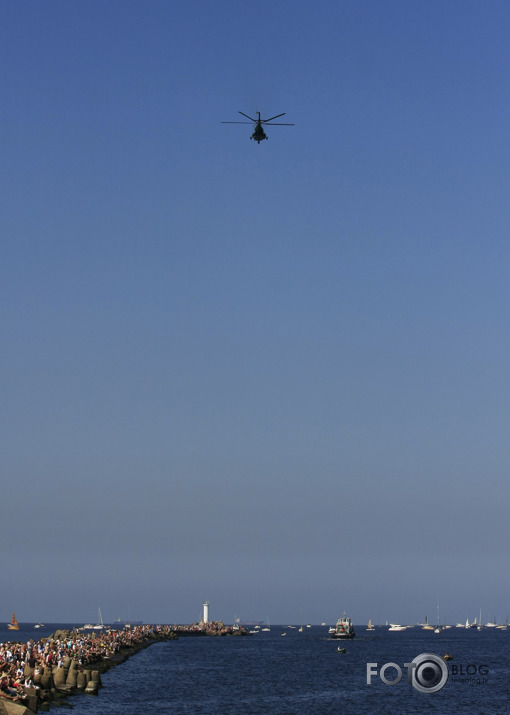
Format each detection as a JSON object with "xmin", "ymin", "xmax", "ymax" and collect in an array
[
  {"xmin": 366, "ymin": 618, "xmax": 375, "ymax": 631},
  {"xmin": 336, "ymin": 647, "xmax": 346, "ymax": 653},
  {"xmin": 306, "ymin": 624, "xmax": 311, "ymax": 628},
  {"xmin": 434, "ymin": 601, "xmax": 441, "ymax": 633},
  {"xmin": 331, "ymin": 613, "xmax": 355, "ymax": 639},
  {"xmin": 8, "ymin": 613, "xmax": 19, "ymax": 630},
  {"xmin": 422, "ymin": 616, "xmax": 434, "ymax": 630},
  {"xmin": 388, "ymin": 624, "xmax": 406, "ymax": 631},
  {"xmin": 80, "ymin": 608, "xmax": 106, "ymax": 631},
  {"xmin": 114, "ymin": 617, "xmax": 143, "ymax": 627},
  {"xmin": 93, "ymin": 608, "xmax": 106, "ymax": 629},
  {"xmin": 261, "ymin": 618, "xmax": 270, "ymax": 632},
  {"xmin": 321, "ymin": 622, "xmax": 326, "ymax": 626},
  {"xmin": 34, "ymin": 623, "xmax": 44, "ymax": 629}
]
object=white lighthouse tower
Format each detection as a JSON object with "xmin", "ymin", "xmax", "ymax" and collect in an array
[{"xmin": 202, "ymin": 600, "xmax": 209, "ymax": 624}]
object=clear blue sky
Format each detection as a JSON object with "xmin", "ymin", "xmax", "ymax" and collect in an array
[{"xmin": 2, "ymin": 0, "xmax": 510, "ymax": 626}]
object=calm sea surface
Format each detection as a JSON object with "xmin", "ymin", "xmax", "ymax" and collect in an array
[{"xmin": 1, "ymin": 624, "xmax": 508, "ymax": 713}]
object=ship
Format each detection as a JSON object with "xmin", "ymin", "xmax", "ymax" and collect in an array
[
  {"xmin": 331, "ymin": 613, "xmax": 355, "ymax": 639},
  {"xmin": 113, "ymin": 617, "xmax": 143, "ymax": 627},
  {"xmin": 8, "ymin": 612, "xmax": 19, "ymax": 630}
]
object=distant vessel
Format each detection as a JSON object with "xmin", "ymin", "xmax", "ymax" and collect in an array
[
  {"xmin": 80, "ymin": 608, "xmax": 107, "ymax": 631},
  {"xmin": 34, "ymin": 623, "xmax": 44, "ymax": 629},
  {"xmin": 8, "ymin": 613, "xmax": 19, "ymax": 631},
  {"xmin": 422, "ymin": 616, "xmax": 434, "ymax": 630},
  {"xmin": 93, "ymin": 608, "xmax": 106, "ymax": 629},
  {"xmin": 114, "ymin": 618, "xmax": 143, "ymax": 627},
  {"xmin": 366, "ymin": 619, "xmax": 375, "ymax": 631},
  {"xmin": 388, "ymin": 624, "xmax": 406, "ymax": 631},
  {"xmin": 261, "ymin": 619, "xmax": 270, "ymax": 632},
  {"xmin": 331, "ymin": 614, "xmax": 355, "ymax": 639}
]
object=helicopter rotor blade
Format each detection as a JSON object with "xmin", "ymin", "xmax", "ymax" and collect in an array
[
  {"xmin": 262, "ymin": 113, "xmax": 286, "ymax": 122},
  {"xmin": 221, "ymin": 121, "xmax": 253, "ymax": 124},
  {"xmin": 263, "ymin": 122, "xmax": 295, "ymax": 126},
  {"xmin": 238, "ymin": 111, "xmax": 257, "ymax": 122}
]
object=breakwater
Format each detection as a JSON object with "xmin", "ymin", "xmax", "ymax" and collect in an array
[
  {"xmin": 170, "ymin": 624, "xmax": 250, "ymax": 637},
  {"xmin": 0, "ymin": 622, "xmax": 250, "ymax": 713},
  {"xmin": 0, "ymin": 625, "xmax": 178, "ymax": 713}
]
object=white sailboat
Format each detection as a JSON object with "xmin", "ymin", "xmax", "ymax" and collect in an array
[
  {"xmin": 434, "ymin": 602, "xmax": 441, "ymax": 633},
  {"xmin": 92, "ymin": 608, "xmax": 106, "ymax": 630},
  {"xmin": 261, "ymin": 618, "xmax": 270, "ymax": 632}
]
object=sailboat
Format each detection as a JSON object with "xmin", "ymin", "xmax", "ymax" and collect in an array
[
  {"xmin": 8, "ymin": 612, "xmax": 19, "ymax": 630},
  {"xmin": 261, "ymin": 618, "xmax": 270, "ymax": 632},
  {"xmin": 366, "ymin": 618, "xmax": 375, "ymax": 631},
  {"xmin": 93, "ymin": 608, "xmax": 106, "ymax": 629},
  {"xmin": 433, "ymin": 602, "xmax": 441, "ymax": 633},
  {"xmin": 422, "ymin": 616, "xmax": 434, "ymax": 631},
  {"xmin": 80, "ymin": 608, "xmax": 106, "ymax": 631}
]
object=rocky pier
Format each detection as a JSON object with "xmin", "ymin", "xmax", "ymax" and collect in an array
[
  {"xmin": 0, "ymin": 621, "xmax": 250, "ymax": 713},
  {"xmin": 0, "ymin": 625, "xmax": 178, "ymax": 713}
]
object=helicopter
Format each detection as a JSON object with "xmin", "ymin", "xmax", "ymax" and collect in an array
[{"xmin": 221, "ymin": 111, "xmax": 294, "ymax": 143}]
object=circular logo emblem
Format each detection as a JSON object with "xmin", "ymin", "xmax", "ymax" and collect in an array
[{"xmin": 410, "ymin": 653, "xmax": 449, "ymax": 693}]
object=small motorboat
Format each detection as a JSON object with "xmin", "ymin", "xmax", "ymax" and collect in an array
[{"xmin": 337, "ymin": 647, "xmax": 346, "ymax": 653}]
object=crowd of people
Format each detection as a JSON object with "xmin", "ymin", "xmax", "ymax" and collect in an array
[
  {"xmin": 170, "ymin": 620, "xmax": 244, "ymax": 635},
  {"xmin": 0, "ymin": 624, "xmax": 175, "ymax": 705}
]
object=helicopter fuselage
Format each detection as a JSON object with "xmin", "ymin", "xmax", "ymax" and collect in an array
[{"xmin": 251, "ymin": 124, "xmax": 268, "ymax": 143}]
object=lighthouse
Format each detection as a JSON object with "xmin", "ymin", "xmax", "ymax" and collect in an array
[{"xmin": 202, "ymin": 600, "xmax": 209, "ymax": 624}]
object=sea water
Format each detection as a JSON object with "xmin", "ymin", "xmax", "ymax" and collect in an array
[{"xmin": 1, "ymin": 624, "xmax": 508, "ymax": 713}]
